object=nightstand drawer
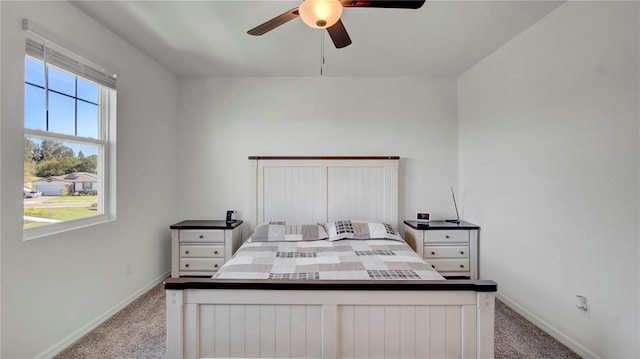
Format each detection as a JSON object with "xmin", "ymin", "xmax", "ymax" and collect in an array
[
  {"xmin": 180, "ymin": 245, "xmax": 224, "ymax": 258},
  {"xmin": 180, "ymin": 258, "xmax": 225, "ymax": 271},
  {"xmin": 179, "ymin": 230, "xmax": 225, "ymax": 243},
  {"xmin": 424, "ymin": 230, "xmax": 469, "ymax": 243},
  {"xmin": 426, "ymin": 258, "xmax": 469, "ymax": 272},
  {"xmin": 424, "ymin": 245, "xmax": 469, "ymax": 258}
]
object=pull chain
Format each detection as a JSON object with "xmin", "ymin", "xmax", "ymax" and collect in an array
[{"xmin": 320, "ymin": 31, "xmax": 325, "ymax": 76}]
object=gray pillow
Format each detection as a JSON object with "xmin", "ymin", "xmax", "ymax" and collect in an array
[{"xmin": 250, "ymin": 222, "xmax": 328, "ymax": 242}]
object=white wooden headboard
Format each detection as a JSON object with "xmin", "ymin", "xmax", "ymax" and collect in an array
[{"xmin": 249, "ymin": 156, "xmax": 399, "ymax": 231}]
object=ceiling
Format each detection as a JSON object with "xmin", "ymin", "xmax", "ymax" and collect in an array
[{"xmin": 71, "ymin": 0, "xmax": 564, "ymax": 77}]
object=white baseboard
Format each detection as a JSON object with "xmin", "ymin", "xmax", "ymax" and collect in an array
[
  {"xmin": 36, "ymin": 271, "xmax": 170, "ymax": 359},
  {"xmin": 497, "ymin": 292, "xmax": 600, "ymax": 359}
]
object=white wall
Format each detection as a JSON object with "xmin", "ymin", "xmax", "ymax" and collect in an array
[
  {"xmin": 176, "ymin": 76, "xmax": 460, "ymax": 233},
  {"xmin": 458, "ymin": 2, "xmax": 639, "ymax": 358},
  {"xmin": 0, "ymin": 1, "xmax": 178, "ymax": 357},
  {"xmin": 0, "ymin": 2, "xmax": 3, "ymax": 355}
]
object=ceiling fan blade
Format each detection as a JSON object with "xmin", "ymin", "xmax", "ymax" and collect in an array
[
  {"xmin": 340, "ymin": 0, "xmax": 425, "ymax": 9},
  {"xmin": 326, "ymin": 19, "xmax": 352, "ymax": 49},
  {"xmin": 247, "ymin": 8, "xmax": 300, "ymax": 36}
]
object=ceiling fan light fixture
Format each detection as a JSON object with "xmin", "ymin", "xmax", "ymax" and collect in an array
[{"xmin": 298, "ymin": 0, "xmax": 343, "ymax": 29}]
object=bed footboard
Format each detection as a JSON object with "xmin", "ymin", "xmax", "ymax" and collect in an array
[{"xmin": 165, "ymin": 279, "xmax": 497, "ymax": 359}]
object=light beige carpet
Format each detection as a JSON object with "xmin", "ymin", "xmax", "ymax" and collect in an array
[
  {"xmin": 55, "ymin": 281, "xmax": 581, "ymax": 359},
  {"xmin": 54, "ymin": 283, "xmax": 166, "ymax": 359}
]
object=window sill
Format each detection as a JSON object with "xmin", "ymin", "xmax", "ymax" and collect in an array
[{"xmin": 23, "ymin": 214, "xmax": 116, "ymax": 241}]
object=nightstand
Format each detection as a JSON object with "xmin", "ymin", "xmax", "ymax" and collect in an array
[
  {"xmin": 404, "ymin": 220, "xmax": 480, "ymax": 279},
  {"xmin": 170, "ymin": 220, "xmax": 243, "ymax": 277}
]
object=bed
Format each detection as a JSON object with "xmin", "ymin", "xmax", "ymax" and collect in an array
[{"xmin": 165, "ymin": 156, "xmax": 497, "ymax": 358}]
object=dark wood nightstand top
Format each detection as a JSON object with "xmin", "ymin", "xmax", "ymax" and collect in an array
[
  {"xmin": 404, "ymin": 220, "xmax": 479, "ymax": 230},
  {"xmin": 170, "ymin": 220, "xmax": 243, "ymax": 230}
]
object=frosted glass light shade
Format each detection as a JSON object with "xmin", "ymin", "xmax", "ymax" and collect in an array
[{"xmin": 298, "ymin": 0, "xmax": 343, "ymax": 29}]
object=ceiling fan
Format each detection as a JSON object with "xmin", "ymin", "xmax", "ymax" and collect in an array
[{"xmin": 247, "ymin": 0, "xmax": 426, "ymax": 49}]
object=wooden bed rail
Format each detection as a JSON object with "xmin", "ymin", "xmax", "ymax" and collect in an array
[{"xmin": 164, "ymin": 277, "xmax": 497, "ymax": 292}]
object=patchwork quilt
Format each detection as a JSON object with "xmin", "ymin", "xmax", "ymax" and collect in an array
[{"xmin": 214, "ymin": 239, "xmax": 444, "ymax": 280}]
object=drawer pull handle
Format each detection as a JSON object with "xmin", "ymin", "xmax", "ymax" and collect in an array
[
  {"xmin": 445, "ymin": 235, "xmax": 450, "ymax": 239},
  {"xmin": 460, "ymin": 251, "xmax": 464, "ymax": 255},
  {"xmin": 431, "ymin": 251, "xmax": 436, "ymax": 255},
  {"xmin": 214, "ymin": 251, "xmax": 219, "ymax": 255},
  {"xmin": 185, "ymin": 250, "xmax": 190, "ymax": 255},
  {"xmin": 199, "ymin": 235, "xmax": 204, "ymax": 239},
  {"xmin": 214, "ymin": 264, "xmax": 218, "ymax": 268},
  {"xmin": 185, "ymin": 264, "xmax": 190, "ymax": 268},
  {"xmin": 431, "ymin": 265, "xmax": 435, "ymax": 268},
  {"xmin": 459, "ymin": 264, "xmax": 465, "ymax": 268}
]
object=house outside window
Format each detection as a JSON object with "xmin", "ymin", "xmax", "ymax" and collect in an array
[{"xmin": 23, "ymin": 29, "xmax": 117, "ymax": 240}]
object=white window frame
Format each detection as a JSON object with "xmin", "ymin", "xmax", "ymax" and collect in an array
[{"xmin": 23, "ymin": 24, "xmax": 117, "ymax": 241}]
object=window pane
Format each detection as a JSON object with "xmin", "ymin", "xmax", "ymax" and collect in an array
[
  {"xmin": 25, "ymin": 58, "xmax": 45, "ymax": 87},
  {"xmin": 48, "ymin": 91, "xmax": 75, "ymax": 136},
  {"xmin": 77, "ymin": 101, "xmax": 98, "ymax": 139},
  {"xmin": 77, "ymin": 79, "xmax": 98, "ymax": 104},
  {"xmin": 25, "ymin": 84, "xmax": 46, "ymax": 131},
  {"xmin": 23, "ymin": 138, "xmax": 101, "ymax": 229},
  {"xmin": 48, "ymin": 66, "xmax": 75, "ymax": 96}
]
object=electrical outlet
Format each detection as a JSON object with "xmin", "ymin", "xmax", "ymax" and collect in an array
[
  {"xmin": 576, "ymin": 295, "xmax": 589, "ymax": 318},
  {"xmin": 126, "ymin": 262, "xmax": 133, "ymax": 276}
]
